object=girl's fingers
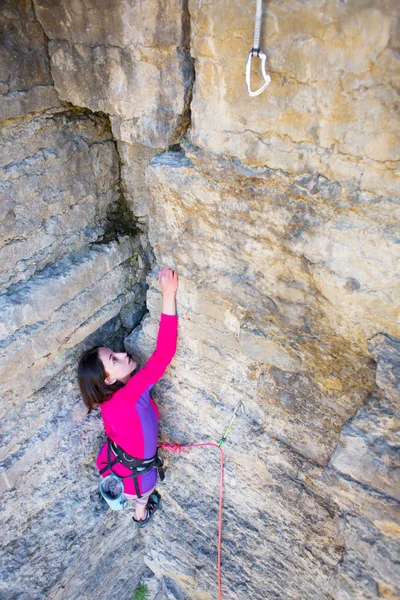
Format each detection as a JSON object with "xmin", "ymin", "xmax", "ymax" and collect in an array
[{"xmin": 158, "ymin": 267, "xmax": 178, "ymax": 282}]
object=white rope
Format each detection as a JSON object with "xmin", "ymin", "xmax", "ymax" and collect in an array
[
  {"xmin": 246, "ymin": 0, "xmax": 271, "ymax": 96},
  {"xmin": 253, "ymin": 0, "xmax": 263, "ymax": 50}
]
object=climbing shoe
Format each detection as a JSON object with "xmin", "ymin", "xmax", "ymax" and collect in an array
[{"xmin": 132, "ymin": 491, "xmax": 161, "ymax": 528}]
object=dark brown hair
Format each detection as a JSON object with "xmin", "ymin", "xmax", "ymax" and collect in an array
[{"xmin": 78, "ymin": 346, "xmax": 124, "ymax": 414}]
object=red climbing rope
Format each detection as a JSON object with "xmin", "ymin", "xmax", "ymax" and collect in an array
[{"xmin": 159, "ymin": 441, "xmax": 225, "ymax": 600}]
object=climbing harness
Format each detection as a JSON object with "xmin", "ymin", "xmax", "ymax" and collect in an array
[
  {"xmin": 159, "ymin": 402, "xmax": 245, "ymax": 600},
  {"xmin": 246, "ymin": 0, "xmax": 271, "ymax": 96},
  {"xmin": 98, "ymin": 438, "xmax": 165, "ymax": 499}
]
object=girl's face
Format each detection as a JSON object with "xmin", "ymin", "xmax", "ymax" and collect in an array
[{"xmin": 98, "ymin": 347, "xmax": 137, "ymax": 385}]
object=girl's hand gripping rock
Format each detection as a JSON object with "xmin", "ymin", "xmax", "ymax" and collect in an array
[{"xmin": 159, "ymin": 267, "xmax": 178, "ymax": 315}]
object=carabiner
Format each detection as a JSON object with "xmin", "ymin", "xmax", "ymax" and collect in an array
[{"xmin": 246, "ymin": 49, "xmax": 271, "ymax": 97}]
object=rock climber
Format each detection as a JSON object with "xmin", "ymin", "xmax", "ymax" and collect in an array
[{"xmin": 78, "ymin": 267, "xmax": 178, "ymax": 527}]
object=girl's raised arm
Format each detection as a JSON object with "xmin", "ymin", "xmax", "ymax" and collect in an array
[{"xmin": 123, "ymin": 268, "xmax": 178, "ymax": 398}]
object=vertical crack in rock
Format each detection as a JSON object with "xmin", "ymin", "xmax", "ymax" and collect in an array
[
  {"xmin": 103, "ymin": 132, "xmax": 152, "ymax": 331},
  {"xmin": 170, "ymin": 0, "xmax": 195, "ymax": 146},
  {"xmin": 0, "ymin": 101, "xmax": 152, "ymax": 596},
  {"xmin": 96, "ymin": 126, "xmax": 142, "ymax": 246},
  {"xmin": 30, "ymin": 0, "xmax": 61, "ymax": 105}
]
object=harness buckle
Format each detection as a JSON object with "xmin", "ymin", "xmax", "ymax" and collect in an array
[{"xmin": 246, "ymin": 49, "xmax": 271, "ymax": 97}]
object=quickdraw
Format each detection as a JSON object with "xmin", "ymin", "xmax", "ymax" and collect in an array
[{"xmin": 218, "ymin": 400, "xmax": 245, "ymax": 447}]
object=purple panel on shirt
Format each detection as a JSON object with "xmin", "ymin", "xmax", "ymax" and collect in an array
[{"xmin": 137, "ymin": 388, "xmax": 158, "ymax": 459}]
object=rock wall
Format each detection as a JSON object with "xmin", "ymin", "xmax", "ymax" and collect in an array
[
  {"xmin": 33, "ymin": 0, "xmax": 194, "ymax": 149},
  {"xmin": 1, "ymin": 0, "xmax": 399, "ymax": 599},
  {"xmin": 133, "ymin": 147, "xmax": 399, "ymax": 599},
  {"xmin": 0, "ymin": 2, "xmax": 151, "ymax": 598},
  {"xmin": 189, "ymin": 0, "xmax": 399, "ymax": 197}
]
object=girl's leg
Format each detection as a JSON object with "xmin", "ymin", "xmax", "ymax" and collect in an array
[
  {"xmin": 135, "ymin": 496, "xmax": 148, "ymax": 521},
  {"xmin": 130, "ymin": 485, "xmax": 157, "ymax": 520}
]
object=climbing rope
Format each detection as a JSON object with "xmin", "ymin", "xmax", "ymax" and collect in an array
[
  {"xmin": 159, "ymin": 442, "xmax": 224, "ymax": 600},
  {"xmin": 159, "ymin": 401, "xmax": 245, "ymax": 600},
  {"xmin": 246, "ymin": 0, "xmax": 271, "ymax": 96}
]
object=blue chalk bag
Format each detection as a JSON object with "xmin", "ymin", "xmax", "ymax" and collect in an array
[{"xmin": 99, "ymin": 474, "xmax": 127, "ymax": 511}]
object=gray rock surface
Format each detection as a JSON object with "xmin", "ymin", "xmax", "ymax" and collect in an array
[
  {"xmin": 0, "ymin": 357, "xmax": 146, "ymax": 600},
  {"xmin": 118, "ymin": 142, "xmax": 159, "ymax": 223},
  {"xmin": 323, "ymin": 334, "xmax": 400, "ymax": 599},
  {"xmin": 0, "ymin": 237, "xmax": 140, "ymax": 403},
  {"xmin": 143, "ymin": 147, "xmax": 398, "ymax": 467},
  {"xmin": 0, "ymin": 0, "xmax": 61, "ymax": 121},
  {"xmin": 125, "ymin": 272, "xmax": 399, "ymax": 600},
  {"xmin": 1, "ymin": 0, "xmax": 399, "ymax": 598},
  {"xmin": 188, "ymin": 0, "xmax": 400, "ymax": 196},
  {"xmin": 121, "ymin": 139, "xmax": 399, "ymax": 598},
  {"xmin": 33, "ymin": 0, "xmax": 194, "ymax": 149},
  {"xmin": 0, "ymin": 107, "xmax": 119, "ymax": 288}
]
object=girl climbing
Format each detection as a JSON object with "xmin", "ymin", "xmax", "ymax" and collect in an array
[{"xmin": 78, "ymin": 267, "xmax": 178, "ymax": 527}]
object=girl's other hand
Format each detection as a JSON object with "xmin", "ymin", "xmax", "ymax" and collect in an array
[{"xmin": 159, "ymin": 267, "xmax": 178, "ymax": 297}]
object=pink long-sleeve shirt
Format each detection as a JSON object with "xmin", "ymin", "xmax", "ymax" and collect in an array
[{"xmin": 96, "ymin": 313, "xmax": 178, "ymax": 495}]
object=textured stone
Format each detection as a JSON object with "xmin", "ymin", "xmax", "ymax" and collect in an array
[
  {"xmin": 33, "ymin": 0, "xmax": 194, "ymax": 148},
  {"xmin": 147, "ymin": 146, "xmax": 399, "ymax": 348},
  {"xmin": 188, "ymin": 0, "xmax": 400, "ymax": 195},
  {"xmin": 0, "ymin": 237, "xmax": 133, "ymax": 341},
  {"xmin": 329, "ymin": 395, "xmax": 400, "ymax": 501},
  {"xmin": 0, "ymin": 238, "xmax": 138, "ymax": 402},
  {"xmin": 327, "ymin": 334, "xmax": 400, "ymax": 509},
  {"xmin": 128, "ymin": 142, "xmax": 400, "ymax": 597},
  {"xmin": 317, "ymin": 335, "xmax": 400, "ymax": 599},
  {"xmin": 118, "ymin": 141, "xmax": 159, "ymax": 222},
  {"xmin": 328, "ymin": 516, "xmax": 400, "ymax": 600},
  {"xmin": 143, "ymin": 148, "xmax": 399, "ymax": 467},
  {"xmin": 127, "ymin": 281, "xmax": 343, "ymax": 599},
  {"xmin": 239, "ymin": 329, "xmax": 304, "ymax": 372},
  {"xmin": 0, "ymin": 366, "xmax": 146, "ymax": 600},
  {"xmin": 369, "ymin": 334, "xmax": 400, "ymax": 408},
  {"xmin": 0, "ymin": 7, "xmax": 153, "ymax": 597},
  {"xmin": 0, "ymin": 107, "xmax": 120, "ymax": 288},
  {"xmin": 0, "ymin": 0, "xmax": 61, "ymax": 121},
  {"xmin": 1, "ymin": 1, "xmax": 399, "ymax": 598},
  {"xmin": 123, "ymin": 272, "xmax": 400, "ymax": 600}
]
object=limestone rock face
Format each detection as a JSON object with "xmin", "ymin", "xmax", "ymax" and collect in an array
[
  {"xmin": 33, "ymin": 0, "xmax": 194, "ymax": 148},
  {"xmin": 0, "ymin": 365, "xmax": 146, "ymax": 600},
  {"xmin": 119, "ymin": 144, "xmax": 400, "ymax": 598},
  {"xmin": 322, "ymin": 334, "xmax": 400, "ymax": 599},
  {"xmin": 188, "ymin": 0, "xmax": 400, "ymax": 196},
  {"xmin": 0, "ymin": 0, "xmax": 61, "ymax": 120},
  {"xmin": 144, "ymin": 146, "xmax": 398, "ymax": 466},
  {"xmin": 0, "ymin": 237, "xmax": 139, "ymax": 403},
  {"xmin": 0, "ymin": 108, "xmax": 119, "ymax": 288},
  {"xmin": 0, "ymin": 101, "xmax": 147, "ymax": 403},
  {"xmin": 1, "ymin": 0, "xmax": 399, "ymax": 598},
  {"xmin": 127, "ymin": 275, "xmax": 344, "ymax": 599},
  {"xmin": 0, "ymin": 5, "xmax": 153, "ymax": 598},
  {"xmin": 146, "ymin": 146, "xmax": 399, "ymax": 349},
  {"xmin": 118, "ymin": 141, "xmax": 159, "ymax": 222}
]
